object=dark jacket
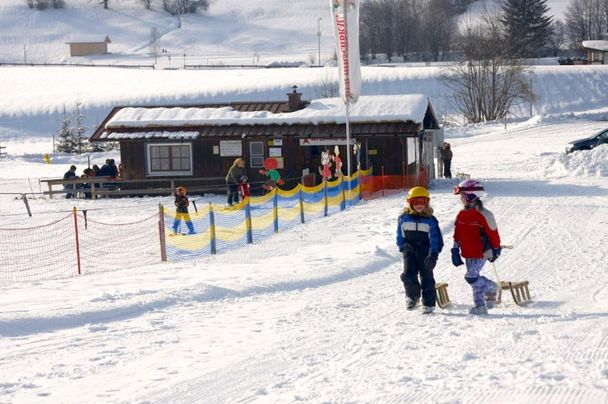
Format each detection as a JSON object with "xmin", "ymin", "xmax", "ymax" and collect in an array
[
  {"xmin": 441, "ymin": 147, "xmax": 453, "ymax": 161},
  {"xmin": 174, "ymin": 194, "xmax": 190, "ymax": 213},
  {"xmin": 396, "ymin": 209, "xmax": 444, "ymax": 257},
  {"xmin": 226, "ymin": 165, "xmax": 246, "ymax": 184}
]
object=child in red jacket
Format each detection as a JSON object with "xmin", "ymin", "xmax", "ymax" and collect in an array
[{"xmin": 451, "ymin": 179, "xmax": 502, "ymax": 315}]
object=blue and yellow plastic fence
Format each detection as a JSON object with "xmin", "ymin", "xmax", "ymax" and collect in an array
[{"xmin": 162, "ymin": 171, "xmax": 367, "ymax": 262}]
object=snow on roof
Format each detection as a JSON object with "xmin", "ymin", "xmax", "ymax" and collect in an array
[
  {"xmin": 582, "ymin": 40, "xmax": 608, "ymax": 51},
  {"xmin": 66, "ymin": 35, "xmax": 111, "ymax": 44},
  {"xmin": 105, "ymin": 94, "xmax": 431, "ymax": 129},
  {"xmin": 99, "ymin": 130, "xmax": 199, "ymax": 140}
]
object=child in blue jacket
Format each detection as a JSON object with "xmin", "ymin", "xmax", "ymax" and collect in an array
[{"xmin": 396, "ymin": 187, "xmax": 444, "ymax": 314}]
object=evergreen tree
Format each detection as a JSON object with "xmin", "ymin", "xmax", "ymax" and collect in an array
[
  {"xmin": 72, "ymin": 101, "xmax": 87, "ymax": 154},
  {"xmin": 500, "ymin": 0, "xmax": 553, "ymax": 58},
  {"xmin": 56, "ymin": 106, "xmax": 75, "ymax": 153}
]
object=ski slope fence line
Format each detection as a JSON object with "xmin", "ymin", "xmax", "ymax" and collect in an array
[{"xmin": 0, "ymin": 168, "xmax": 428, "ymax": 283}]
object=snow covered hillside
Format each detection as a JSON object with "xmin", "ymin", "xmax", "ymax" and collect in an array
[
  {"xmin": 2, "ymin": 64, "xmax": 608, "ymax": 156},
  {"xmin": 0, "ymin": 116, "xmax": 607, "ymax": 403},
  {"xmin": 0, "ymin": 0, "xmax": 574, "ymax": 65}
]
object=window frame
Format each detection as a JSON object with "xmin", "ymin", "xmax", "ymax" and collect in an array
[
  {"xmin": 249, "ymin": 141, "xmax": 265, "ymax": 168},
  {"xmin": 146, "ymin": 142, "xmax": 193, "ymax": 177}
]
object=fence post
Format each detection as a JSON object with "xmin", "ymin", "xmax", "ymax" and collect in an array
[
  {"xmin": 209, "ymin": 203, "xmax": 217, "ymax": 254},
  {"xmin": 381, "ymin": 166, "xmax": 385, "ymax": 197},
  {"xmin": 323, "ymin": 180, "xmax": 328, "ymax": 217},
  {"xmin": 245, "ymin": 197, "xmax": 253, "ymax": 244},
  {"xmin": 158, "ymin": 203, "xmax": 167, "ymax": 262},
  {"xmin": 341, "ymin": 179, "xmax": 346, "ymax": 210},
  {"xmin": 72, "ymin": 207, "xmax": 81, "ymax": 275},
  {"xmin": 273, "ymin": 188, "xmax": 279, "ymax": 233},
  {"xmin": 299, "ymin": 188, "xmax": 305, "ymax": 224}
]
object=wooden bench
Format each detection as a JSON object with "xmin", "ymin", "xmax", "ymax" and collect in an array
[{"xmin": 435, "ymin": 282, "xmax": 450, "ymax": 308}]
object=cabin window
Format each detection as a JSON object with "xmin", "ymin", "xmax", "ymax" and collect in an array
[
  {"xmin": 250, "ymin": 141, "xmax": 265, "ymax": 167},
  {"xmin": 146, "ymin": 143, "xmax": 193, "ymax": 176}
]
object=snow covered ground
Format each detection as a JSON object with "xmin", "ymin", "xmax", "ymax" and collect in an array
[{"xmin": 0, "ymin": 115, "xmax": 607, "ymax": 403}]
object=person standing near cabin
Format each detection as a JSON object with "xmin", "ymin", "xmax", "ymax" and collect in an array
[
  {"xmin": 452, "ymin": 179, "xmax": 502, "ymax": 315},
  {"xmin": 172, "ymin": 186, "xmax": 195, "ymax": 235},
  {"xmin": 441, "ymin": 142, "xmax": 453, "ymax": 179},
  {"xmin": 225, "ymin": 157, "xmax": 246, "ymax": 206},
  {"xmin": 63, "ymin": 165, "xmax": 77, "ymax": 199},
  {"xmin": 396, "ymin": 186, "xmax": 444, "ymax": 315}
]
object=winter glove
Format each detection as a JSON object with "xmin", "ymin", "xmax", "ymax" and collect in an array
[
  {"xmin": 488, "ymin": 247, "xmax": 502, "ymax": 263},
  {"xmin": 451, "ymin": 247, "xmax": 464, "ymax": 267},
  {"xmin": 424, "ymin": 254, "xmax": 438, "ymax": 271}
]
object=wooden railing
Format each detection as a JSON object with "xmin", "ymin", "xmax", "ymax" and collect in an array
[{"xmin": 40, "ymin": 176, "xmax": 226, "ymax": 199}]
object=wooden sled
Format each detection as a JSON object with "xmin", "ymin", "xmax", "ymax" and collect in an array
[
  {"xmin": 435, "ymin": 283, "xmax": 451, "ymax": 308},
  {"xmin": 497, "ymin": 281, "xmax": 532, "ymax": 306}
]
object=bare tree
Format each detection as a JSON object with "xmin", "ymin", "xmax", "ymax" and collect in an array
[
  {"xmin": 421, "ymin": 0, "xmax": 456, "ymax": 61},
  {"xmin": 142, "ymin": 0, "xmax": 152, "ymax": 9},
  {"xmin": 25, "ymin": 0, "xmax": 34, "ymax": 8},
  {"xmin": 101, "ymin": 0, "xmax": 108, "ymax": 9},
  {"xmin": 394, "ymin": 0, "xmax": 420, "ymax": 60},
  {"xmin": 440, "ymin": 14, "xmax": 534, "ymax": 123},
  {"xmin": 316, "ymin": 67, "xmax": 339, "ymax": 98},
  {"xmin": 566, "ymin": 0, "xmax": 608, "ymax": 46},
  {"xmin": 547, "ymin": 20, "xmax": 566, "ymax": 56}
]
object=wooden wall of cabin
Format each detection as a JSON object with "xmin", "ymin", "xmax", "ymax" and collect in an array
[{"xmin": 363, "ymin": 136, "xmax": 409, "ymax": 176}]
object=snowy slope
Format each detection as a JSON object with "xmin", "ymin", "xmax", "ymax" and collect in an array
[
  {"xmin": 0, "ymin": 0, "xmax": 574, "ymax": 64},
  {"xmin": 0, "ymin": 116, "xmax": 607, "ymax": 403}
]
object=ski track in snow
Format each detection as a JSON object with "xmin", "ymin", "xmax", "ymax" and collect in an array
[{"xmin": 1, "ymin": 120, "xmax": 608, "ymax": 403}]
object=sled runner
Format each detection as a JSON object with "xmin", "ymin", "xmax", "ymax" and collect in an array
[
  {"xmin": 496, "ymin": 281, "xmax": 532, "ymax": 306},
  {"xmin": 492, "ymin": 246, "xmax": 532, "ymax": 306},
  {"xmin": 435, "ymin": 283, "xmax": 451, "ymax": 308}
]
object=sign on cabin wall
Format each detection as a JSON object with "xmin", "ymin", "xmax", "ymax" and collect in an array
[
  {"xmin": 299, "ymin": 138, "xmax": 356, "ymax": 146},
  {"xmin": 269, "ymin": 147, "xmax": 282, "ymax": 157},
  {"xmin": 219, "ymin": 140, "xmax": 242, "ymax": 157}
]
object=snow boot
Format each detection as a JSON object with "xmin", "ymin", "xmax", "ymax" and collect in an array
[
  {"xmin": 422, "ymin": 306, "xmax": 434, "ymax": 315},
  {"xmin": 406, "ymin": 297, "xmax": 419, "ymax": 311},
  {"xmin": 469, "ymin": 305, "xmax": 488, "ymax": 315},
  {"xmin": 485, "ymin": 283, "xmax": 499, "ymax": 309}
]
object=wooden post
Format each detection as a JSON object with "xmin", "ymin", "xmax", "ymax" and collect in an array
[
  {"xmin": 158, "ymin": 203, "xmax": 167, "ymax": 262},
  {"xmin": 72, "ymin": 207, "xmax": 81, "ymax": 275},
  {"xmin": 209, "ymin": 203, "xmax": 217, "ymax": 254},
  {"xmin": 91, "ymin": 182, "xmax": 97, "ymax": 200},
  {"xmin": 341, "ymin": 181, "xmax": 346, "ymax": 210},
  {"xmin": 47, "ymin": 182, "xmax": 53, "ymax": 199}
]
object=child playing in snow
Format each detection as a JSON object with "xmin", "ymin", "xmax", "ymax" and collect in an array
[
  {"xmin": 452, "ymin": 179, "xmax": 502, "ymax": 315},
  {"xmin": 396, "ymin": 186, "xmax": 444, "ymax": 314},
  {"xmin": 172, "ymin": 186, "xmax": 195, "ymax": 235}
]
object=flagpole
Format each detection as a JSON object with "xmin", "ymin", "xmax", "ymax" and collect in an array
[
  {"xmin": 344, "ymin": 0, "xmax": 352, "ymax": 190},
  {"xmin": 345, "ymin": 102, "xmax": 352, "ymax": 179}
]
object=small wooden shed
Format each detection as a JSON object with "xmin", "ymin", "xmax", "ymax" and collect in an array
[
  {"xmin": 66, "ymin": 35, "xmax": 111, "ymax": 57},
  {"xmin": 89, "ymin": 90, "xmax": 441, "ymax": 191},
  {"xmin": 581, "ymin": 40, "xmax": 608, "ymax": 64}
]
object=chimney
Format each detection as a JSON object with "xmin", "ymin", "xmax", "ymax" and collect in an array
[{"xmin": 287, "ymin": 85, "xmax": 303, "ymax": 112}]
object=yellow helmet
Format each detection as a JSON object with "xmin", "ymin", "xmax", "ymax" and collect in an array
[{"xmin": 407, "ymin": 186, "xmax": 430, "ymax": 203}]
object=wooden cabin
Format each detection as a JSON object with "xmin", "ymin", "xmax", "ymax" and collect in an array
[
  {"xmin": 581, "ymin": 40, "xmax": 608, "ymax": 64},
  {"xmin": 66, "ymin": 35, "xmax": 111, "ymax": 57},
  {"xmin": 89, "ymin": 89, "xmax": 441, "ymax": 192}
]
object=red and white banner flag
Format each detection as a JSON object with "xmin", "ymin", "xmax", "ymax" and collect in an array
[{"xmin": 330, "ymin": 0, "xmax": 361, "ymax": 105}]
